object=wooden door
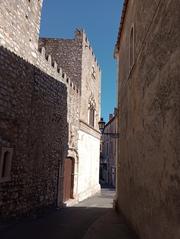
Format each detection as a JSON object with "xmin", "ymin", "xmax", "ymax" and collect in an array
[{"xmin": 63, "ymin": 158, "xmax": 74, "ymax": 202}]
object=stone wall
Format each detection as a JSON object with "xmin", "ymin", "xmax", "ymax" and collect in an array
[
  {"xmin": 0, "ymin": 0, "xmax": 82, "ymax": 208},
  {"xmin": 39, "ymin": 30, "xmax": 101, "ymax": 130},
  {"xmin": 39, "ymin": 28, "xmax": 101, "ymax": 133},
  {"xmin": 0, "ymin": 46, "xmax": 68, "ymax": 219},
  {"xmin": 39, "ymin": 29, "xmax": 101, "ymax": 203},
  {"xmin": 80, "ymin": 31, "xmax": 101, "ymax": 130},
  {"xmin": 38, "ymin": 36, "xmax": 81, "ymax": 188},
  {"xmin": 38, "ymin": 37, "xmax": 81, "ymax": 159},
  {"xmin": 0, "ymin": 0, "xmax": 97, "ymax": 215},
  {"xmin": 0, "ymin": 0, "xmax": 80, "ymax": 93},
  {"xmin": 0, "ymin": 0, "xmax": 43, "ymax": 62},
  {"xmin": 39, "ymin": 32, "xmax": 82, "ymax": 88},
  {"xmin": 116, "ymin": 1, "xmax": 180, "ymax": 239}
]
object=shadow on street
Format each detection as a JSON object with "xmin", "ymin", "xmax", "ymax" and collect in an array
[{"xmin": 0, "ymin": 189, "xmax": 138, "ymax": 239}]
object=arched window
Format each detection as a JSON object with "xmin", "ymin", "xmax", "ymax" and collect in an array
[
  {"xmin": 88, "ymin": 96, "xmax": 96, "ymax": 128},
  {"xmin": 129, "ymin": 25, "xmax": 135, "ymax": 71},
  {"xmin": 89, "ymin": 106, "xmax": 95, "ymax": 127}
]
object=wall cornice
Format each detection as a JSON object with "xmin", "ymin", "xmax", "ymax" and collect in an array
[{"xmin": 79, "ymin": 120, "xmax": 101, "ymax": 139}]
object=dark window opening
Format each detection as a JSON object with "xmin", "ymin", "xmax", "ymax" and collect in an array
[
  {"xmin": 89, "ymin": 107, "xmax": 95, "ymax": 127},
  {"xmin": 1, "ymin": 151, "xmax": 10, "ymax": 178},
  {"xmin": 0, "ymin": 148, "xmax": 13, "ymax": 182},
  {"xmin": 92, "ymin": 66, "xmax": 96, "ymax": 79}
]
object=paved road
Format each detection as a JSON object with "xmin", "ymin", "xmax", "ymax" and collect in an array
[{"xmin": 0, "ymin": 188, "xmax": 138, "ymax": 239}]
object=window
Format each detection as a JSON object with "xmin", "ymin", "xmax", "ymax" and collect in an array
[
  {"xmin": 129, "ymin": 25, "xmax": 135, "ymax": 72},
  {"xmin": 0, "ymin": 148, "xmax": 13, "ymax": 183},
  {"xmin": 89, "ymin": 106, "xmax": 95, "ymax": 127},
  {"xmin": 88, "ymin": 96, "xmax": 96, "ymax": 128},
  {"xmin": 91, "ymin": 66, "xmax": 96, "ymax": 79}
]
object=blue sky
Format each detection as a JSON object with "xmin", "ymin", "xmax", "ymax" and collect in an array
[{"xmin": 40, "ymin": 0, "xmax": 123, "ymax": 122}]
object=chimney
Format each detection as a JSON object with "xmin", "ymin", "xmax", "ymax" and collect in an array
[
  {"xmin": 114, "ymin": 107, "xmax": 118, "ymax": 116},
  {"xmin": 109, "ymin": 114, "xmax": 113, "ymax": 120}
]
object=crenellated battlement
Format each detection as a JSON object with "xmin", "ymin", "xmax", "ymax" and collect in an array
[
  {"xmin": 75, "ymin": 29, "xmax": 101, "ymax": 72},
  {"xmin": 39, "ymin": 29, "xmax": 101, "ymax": 90},
  {"xmin": 37, "ymin": 47, "xmax": 79, "ymax": 94}
]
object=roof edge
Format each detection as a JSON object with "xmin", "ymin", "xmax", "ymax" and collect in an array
[
  {"xmin": 104, "ymin": 114, "xmax": 117, "ymax": 129},
  {"xmin": 114, "ymin": 0, "xmax": 129, "ymax": 58}
]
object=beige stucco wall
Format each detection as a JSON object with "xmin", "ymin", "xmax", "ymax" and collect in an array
[
  {"xmin": 116, "ymin": 0, "xmax": 180, "ymax": 239},
  {"xmin": 77, "ymin": 129, "xmax": 100, "ymax": 201}
]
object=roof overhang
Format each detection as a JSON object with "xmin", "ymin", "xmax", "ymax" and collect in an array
[{"xmin": 114, "ymin": 0, "xmax": 129, "ymax": 59}]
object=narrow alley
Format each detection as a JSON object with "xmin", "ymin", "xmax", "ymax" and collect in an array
[
  {"xmin": 0, "ymin": 189, "xmax": 137, "ymax": 239},
  {"xmin": 0, "ymin": 1, "xmax": 179, "ymax": 238}
]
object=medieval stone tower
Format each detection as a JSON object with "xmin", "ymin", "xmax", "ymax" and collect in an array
[
  {"xmin": 0, "ymin": 0, "xmax": 101, "ymax": 218},
  {"xmin": 40, "ymin": 30, "xmax": 101, "ymax": 202},
  {"xmin": 0, "ymin": 0, "xmax": 43, "ymax": 61}
]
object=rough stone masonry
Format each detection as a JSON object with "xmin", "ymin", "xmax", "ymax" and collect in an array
[
  {"xmin": 115, "ymin": 1, "xmax": 180, "ymax": 239},
  {"xmin": 0, "ymin": 0, "xmax": 101, "ymax": 219},
  {"xmin": 0, "ymin": 46, "xmax": 68, "ymax": 219}
]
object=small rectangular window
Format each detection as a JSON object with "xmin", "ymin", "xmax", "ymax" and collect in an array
[
  {"xmin": 0, "ymin": 147, "xmax": 13, "ymax": 183},
  {"xmin": 89, "ymin": 107, "xmax": 95, "ymax": 127}
]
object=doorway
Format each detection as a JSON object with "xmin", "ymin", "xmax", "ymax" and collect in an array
[{"xmin": 63, "ymin": 157, "xmax": 74, "ymax": 202}]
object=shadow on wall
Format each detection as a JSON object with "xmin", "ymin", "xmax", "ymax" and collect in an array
[{"xmin": 0, "ymin": 45, "xmax": 68, "ymax": 219}]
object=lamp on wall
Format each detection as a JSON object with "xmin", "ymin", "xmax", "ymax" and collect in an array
[
  {"xmin": 98, "ymin": 117, "xmax": 120, "ymax": 138},
  {"xmin": 98, "ymin": 118, "xmax": 106, "ymax": 134}
]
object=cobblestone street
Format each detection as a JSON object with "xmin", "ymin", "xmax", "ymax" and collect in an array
[{"xmin": 0, "ymin": 188, "xmax": 137, "ymax": 239}]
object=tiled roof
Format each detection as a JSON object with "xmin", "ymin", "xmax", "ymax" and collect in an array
[{"xmin": 114, "ymin": 0, "xmax": 129, "ymax": 57}]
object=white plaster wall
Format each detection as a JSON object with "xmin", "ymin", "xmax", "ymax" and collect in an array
[{"xmin": 77, "ymin": 130, "xmax": 100, "ymax": 201}]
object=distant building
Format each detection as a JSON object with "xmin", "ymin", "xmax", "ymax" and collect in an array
[
  {"xmin": 114, "ymin": 1, "xmax": 180, "ymax": 239},
  {"xmin": 100, "ymin": 109, "xmax": 117, "ymax": 187}
]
